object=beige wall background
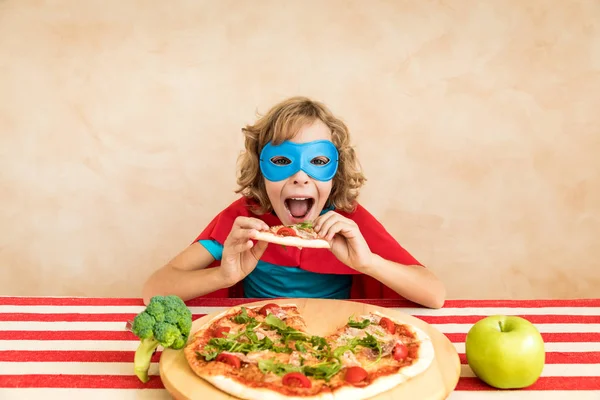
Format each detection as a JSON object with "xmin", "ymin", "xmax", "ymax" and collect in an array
[{"xmin": 1, "ymin": 0, "xmax": 599, "ymax": 299}]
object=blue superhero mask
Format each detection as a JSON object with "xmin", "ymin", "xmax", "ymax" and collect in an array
[{"xmin": 259, "ymin": 140, "xmax": 339, "ymax": 182}]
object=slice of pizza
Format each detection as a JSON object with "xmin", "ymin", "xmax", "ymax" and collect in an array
[
  {"xmin": 324, "ymin": 311, "xmax": 435, "ymax": 399},
  {"xmin": 254, "ymin": 222, "xmax": 330, "ymax": 249}
]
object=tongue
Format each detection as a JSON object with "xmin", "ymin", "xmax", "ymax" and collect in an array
[{"xmin": 287, "ymin": 199, "xmax": 309, "ymax": 218}]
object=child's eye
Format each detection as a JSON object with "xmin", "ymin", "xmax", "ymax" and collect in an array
[
  {"xmin": 310, "ymin": 157, "xmax": 330, "ymax": 166},
  {"xmin": 270, "ymin": 156, "xmax": 291, "ymax": 165}
]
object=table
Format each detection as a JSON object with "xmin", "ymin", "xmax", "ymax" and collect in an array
[{"xmin": 0, "ymin": 297, "xmax": 598, "ymax": 399}]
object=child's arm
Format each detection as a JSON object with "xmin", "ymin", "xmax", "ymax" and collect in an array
[
  {"xmin": 314, "ymin": 211, "xmax": 446, "ymax": 309},
  {"xmin": 141, "ymin": 243, "xmax": 230, "ymax": 305},
  {"xmin": 359, "ymin": 255, "xmax": 446, "ymax": 309},
  {"xmin": 141, "ymin": 217, "xmax": 270, "ymax": 305}
]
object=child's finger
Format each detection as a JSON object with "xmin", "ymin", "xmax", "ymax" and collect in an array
[
  {"xmin": 325, "ymin": 221, "xmax": 354, "ymax": 241},
  {"xmin": 317, "ymin": 214, "xmax": 342, "ymax": 238},
  {"xmin": 230, "ymin": 228, "xmax": 258, "ymax": 241},
  {"xmin": 231, "ymin": 240, "xmax": 254, "ymax": 254},
  {"xmin": 251, "ymin": 240, "xmax": 269, "ymax": 258},
  {"xmin": 234, "ymin": 216, "xmax": 270, "ymax": 232},
  {"xmin": 224, "ymin": 229, "xmax": 257, "ymax": 249},
  {"xmin": 314, "ymin": 212, "xmax": 336, "ymax": 234},
  {"xmin": 324, "ymin": 221, "xmax": 343, "ymax": 241}
]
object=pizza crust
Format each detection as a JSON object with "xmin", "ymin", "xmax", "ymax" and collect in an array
[
  {"xmin": 331, "ymin": 373, "xmax": 408, "ymax": 400},
  {"xmin": 372, "ymin": 311, "xmax": 432, "ymax": 342},
  {"xmin": 254, "ymin": 230, "xmax": 331, "ymax": 248},
  {"xmin": 399, "ymin": 338, "xmax": 435, "ymax": 379},
  {"xmin": 204, "ymin": 375, "xmax": 336, "ymax": 400}
]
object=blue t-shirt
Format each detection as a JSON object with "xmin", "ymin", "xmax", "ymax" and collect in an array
[{"xmin": 198, "ymin": 206, "xmax": 352, "ymax": 299}]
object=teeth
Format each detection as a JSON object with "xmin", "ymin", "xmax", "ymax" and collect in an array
[{"xmin": 290, "ymin": 197, "xmax": 308, "ymax": 200}]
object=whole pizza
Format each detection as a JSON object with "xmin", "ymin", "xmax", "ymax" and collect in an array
[{"xmin": 183, "ymin": 303, "xmax": 435, "ymax": 399}]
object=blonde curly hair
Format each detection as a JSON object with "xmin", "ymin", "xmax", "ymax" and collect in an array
[{"xmin": 235, "ymin": 96, "xmax": 367, "ymax": 214}]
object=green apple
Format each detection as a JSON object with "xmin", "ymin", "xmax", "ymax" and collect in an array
[{"xmin": 465, "ymin": 315, "xmax": 545, "ymax": 389}]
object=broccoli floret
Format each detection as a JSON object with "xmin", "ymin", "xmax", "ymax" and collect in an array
[{"xmin": 129, "ymin": 295, "xmax": 193, "ymax": 383}]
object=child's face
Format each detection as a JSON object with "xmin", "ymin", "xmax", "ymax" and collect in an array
[{"xmin": 264, "ymin": 119, "xmax": 334, "ymax": 225}]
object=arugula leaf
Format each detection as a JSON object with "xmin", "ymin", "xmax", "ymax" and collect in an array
[
  {"xmin": 283, "ymin": 330, "xmax": 310, "ymax": 343},
  {"xmin": 357, "ymin": 333, "xmax": 383, "ymax": 364},
  {"xmin": 197, "ymin": 333, "xmax": 276, "ymax": 360},
  {"xmin": 271, "ymin": 344, "xmax": 294, "ymax": 354},
  {"xmin": 309, "ymin": 335, "xmax": 332, "ymax": 360},
  {"xmin": 295, "ymin": 342, "xmax": 307, "ymax": 353},
  {"xmin": 257, "ymin": 358, "xmax": 342, "ymax": 382},
  {"xmin": 227, "ymin": 320, "xmax": 261, "ymax": 343},
  {"xmin": 264, "ymin": 314, "xmax": 287, "ymax": 330},
  {"xmin": 332, "ymin": 343, "xmax": 354, "ymax": 358},
  {"xmin": 258, "ymin": 358, "xmax": 302, "ymax": 376},
  {"xmin": 330, "ymin": 332, "xmax": 383, "ymax": 366},
  {"xmin": 294, "ymin": 221, "xmax": 314, "ymax": 230},
  {"xmin": 245, "ymin": 329, "xmax": 259, "ymax": 343},
  {"xmin": 265, "ymin": 314, "xmax": 310, "ymax": 344},
  {"xmin": 196, "ymin": 349, "xmax": 219, "ymax": 361},
  {"xmin": 348, "ymin": 317, "xmax": 371, "ymax": 329},
  {"xmin": 232, "ymin": 307, "xmax": 254, "ymax": 324},
  {"xmin": 310, "ymin": 335, "xmax": 328, "ymax": 350},
  {"xmin": 303, "ymin": 361, "xmax": 342, "ymax": 381}
]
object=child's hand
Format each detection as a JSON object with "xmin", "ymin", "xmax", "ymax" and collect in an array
[
  {"xmin": 219, "ymin": 217, "xmax": 270, "ymax": 285},
  {"xmin": 313, "ymin": 211, "xmax": 373, "ymax": 271}
]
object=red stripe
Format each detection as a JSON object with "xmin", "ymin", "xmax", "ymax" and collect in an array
[
  {"xmin": 0, "ymin": 313, "xmax": 141, "ymax": 322},
  {"xmin": 442, "ymin": 299, "xmax": 600, "ymax": 308},
  {"xmin": 1, "ymin": 297, "xmax": 599, "ymax": 308},
  {"xmin": 1, "ymin": 350, "xmax": 597, "ymax": 364},
  {"xmin": 0, "ymin": 374, "xmax": 598, "ymax": 390},
  {"xmin": 418, "ymin": 315, "xmax": 600, "ymax": 324},
  {"xmin": 0, "ymin": 350, "xmax": 162, "ymax": 363},
  {"xmin": 446, "ymin": 332, "xmax": 600, "ymax": 343},
  {"xmin": 3, "ymin": 330, "xmax": 597, "ymax": 343},
  {"xmin": 0, "ymin": 313, "xmax": 212, "ymax": 322},
  {"xmin": 0, "ymin": 298, "xmax": 417, "ymax": 308},
  {"xmin": 0, "ymin": 374, "xmax": 165, "ymax": 388},
  {"xmin": 4, "ymin": 312, "xmax": 599, "ymax": 324},
  {"xmin": 188, "ymin": 299, "xmax": 424, "ymax": 307},
  {"xmin": 456, "ymin": 376, "xmax": 600, "ymax": 390},
  {"xmin": 0, "ymin": 297, "xmax": 145, "ymax": 306},
  {"xmin": 0, "ymin": 313, "xmax": 205, "ymax": 322},
  {"xmin": 459, "ymin": 352, "xmax": 600, "ymax": 364},
  {"xmin": 0, "ymin": 331, "xmax": 138, "ymax": 341}
]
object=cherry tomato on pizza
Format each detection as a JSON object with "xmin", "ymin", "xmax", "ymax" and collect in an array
[
  {"xmin": 213, "ymin": 326, "xmax": 231, "ymax": 338},
  {"xmin": 276, "ymin": 227, "xmax": 297, "ymax": 237},
  {"xmin": 282, "ymin": 372, "xmax": 311, "ymax": 388},
  {"xmin": 393, "ymin": 342, "xmax": 409, "ymax": 361},
  {"xmin": 258, "ymin": 303, "xmax": 281, "ymax": 316},
  {"xmin": 344, "ymin": 366, "xmax": 368, "ymax": 384},
  {"xmin": 215, "ymin": 353, "xmax": 241, "ymax": 368},
  {"xmin": 379, "ymin": 317, "xmax": 396, "ymax": 334}
]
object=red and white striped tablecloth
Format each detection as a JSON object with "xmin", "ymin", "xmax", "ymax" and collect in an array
[{"xmin": 0, "ymin": 297, "xmax": 598, "ymax": 399}]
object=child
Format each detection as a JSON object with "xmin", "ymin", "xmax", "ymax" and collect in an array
[{"xmin": 142, "ymin": 97, "xmax": 446, "ymax": 308}]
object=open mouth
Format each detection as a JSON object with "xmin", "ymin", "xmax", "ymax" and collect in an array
[{"xmin": 284, "ymin": 197, "xmax": 315, "ymax": 220}]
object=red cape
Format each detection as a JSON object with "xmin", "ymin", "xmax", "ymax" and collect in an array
[{"xmin": 193, "ymin": 197, "xmax": 423, "ymax": 299}]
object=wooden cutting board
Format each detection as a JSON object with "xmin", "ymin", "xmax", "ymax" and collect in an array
[{"xmin": 160, "ymin": 298, "xmax": 461, "ymax": 399}]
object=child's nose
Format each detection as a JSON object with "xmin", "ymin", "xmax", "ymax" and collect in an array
[{"xmin": 291, "ymin": 170, "xmax": 310, "ymax": 184}]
